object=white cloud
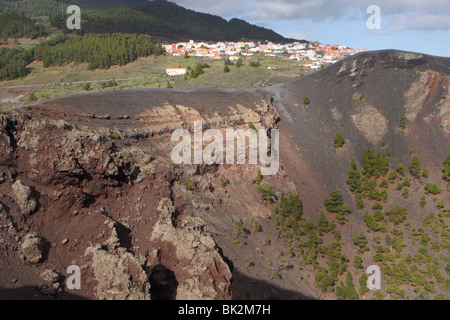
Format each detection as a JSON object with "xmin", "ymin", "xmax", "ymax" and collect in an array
[
  {"xmin": 171, "ymin": 0, "xmax": 450, "ymax": 32},
  {"xmin": 386, "ymin": 12, "xmax": 450, "ymax": 32}
]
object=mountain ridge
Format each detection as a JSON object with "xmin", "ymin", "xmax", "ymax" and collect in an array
[{"xmin": 0, "ymin": 0, "xmax": 299, "ymax": 42}]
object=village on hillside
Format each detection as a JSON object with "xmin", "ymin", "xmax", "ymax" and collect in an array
[{"xmin": 162, "ymin": 40, "xmax": 366, "ymax": 75}]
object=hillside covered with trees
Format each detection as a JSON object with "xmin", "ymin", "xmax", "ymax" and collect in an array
[
  {"xmin": 78, "ymin": 6, "xmax": 189, "ymax": 40},
  {"xmin": 1, "ymin": 0, "xmax": 296, "ymax": 43},
  {"xmin": 0, "ymin": 11, "xmax": 46, "ymax": 40},
  {"xmin": 0, "ymin": 47, "xmax": 33, "ymax": 81},
  {"xmin": 0, "ymin": 0, "xmax": 147, "ymax": 16},
  {"xmin": 0, "ymin": 33, "xmax": 164, "ymax": 81}
]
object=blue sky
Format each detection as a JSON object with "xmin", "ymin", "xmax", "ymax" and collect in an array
[{"xmin": 170, "ymin": 0, "xmax": 450, "ymax": 57}]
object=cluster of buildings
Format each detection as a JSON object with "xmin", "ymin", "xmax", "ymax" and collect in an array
[{"xmin": 162, "ymin": 40, "xmax": 366, "ymax": 74}]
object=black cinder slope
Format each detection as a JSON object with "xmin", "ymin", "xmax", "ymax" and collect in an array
[{"xmin": 269, "ymin": 49, "xmax": 450, "ymax": 216}]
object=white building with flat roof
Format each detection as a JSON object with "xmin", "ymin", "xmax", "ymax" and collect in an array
[{"xmin": 166, "ymin": 68, "xmax": 187, "ymax": 76}]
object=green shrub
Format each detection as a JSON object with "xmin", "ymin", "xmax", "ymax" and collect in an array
[
  {"xmin": 399, "ymin": 113, "xmax": 406, "ymax": 130},
  {"xmin": 221, "ymin": 174, "xmax": 227, "ymax": 188},
  {"xmin": 443, "ymin": 153, "xmax": 450, "ymax": 181},
  {"xmin": 303, "ymin": 93, "xmax": 310, "ymax": 105},
  {"xmin": 101, "ymin": 80, "xmax": 118, "ymax": 89},
  {"xmin": 252, "ymin": 168, "xmax": 262, "ymax": 185},
  {"xmin": 402, "ymin": 177, "xmax": 411, "ymax": 187},
  {"xmin": 278, "ymin": 193, "xmax": 303, "ymax": 221},
  {"xmin": 324, "ymin": 187, "xmax": 344, "ymax": 213},
  {"xmin": 409, "ymin": 156, "xmax": 421, "ymax": 178},
  {"xmin": 373, "ymin": 291, "xmax": 384, "ymax": 300},
  {"xmin": 420, "ymin": 195, "xmax": 427, "ymax": 208},
  {"xmin": 385, "ymin": 205, "xmax": 408, "ymax": 224},
  {"xmin": 362, "ymin": 150, "xmax": 389, "ymax": 178},
  {"xmin": 402, "ymin": 188, "xmax": 409, "ymax": 199},
  {"xmin": 318, "ymin": 213, "xmax": 331, "ymax": 233},
  {"xmin": 335, "ymin": 272, "xmax": 359, "ymax": 300},
  {"xmin": 257, "ymin": 186, "xmax": 275, "ymax": 202},
  {"xmin": 388, "ymin": 171, "xmax": 398, "ymax": 181},
  {"xmin": 358, "ymin": 274, "xmax": 370, "ymax": 295},
  {"xmin": 396, "ymin": 163, "xmax": 406, "ymax": 176},
  {"xmin": 379, "ymin": 178, "xmax": 388, "ymax": 188},
  {"xmin": 352, "ymin": 232, "xmax": 370, "ymax": 253},
  {"xmin": 364, "ymin": 212, "xmax": 383, "ymax": 232},
  {"xmin": 185, "ymin": 179, "xmax": 195, "ymax": 191},
  {"xmin": 346, "ymin": 159, "xmax": 362, "ymax": 193},
  {"xmin": 372, "ymin": 203, "xmax": 383, "ymax": 210},
  {"xmin": 334, "ymin": 132, "xmax": 345, "ymax": 149},
  {"xmin": 355, "ymin": 194, "xmax": 365, "ymax": 210},
  {"xmin": 425, "ymin": 183, "xmax": 442, "ymax": 195},
  {"xmin": 28, "ymin": 92, "xmax": 38, "ymax": 102},
  {"xmin": 374, "ymin": 210, "xmax": 384, "ymax": 222},
  {"xmin": 225, "ymin": 58, "xmax": 234, "ymax": 66},
  {"xmin": 354, "ymin": 255, "xmax": 364, "ymax": 269}
]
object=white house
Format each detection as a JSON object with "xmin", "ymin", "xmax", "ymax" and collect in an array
[{"xmin": 166, "ymin": 68, "xmax": 187, "ymax": 76}]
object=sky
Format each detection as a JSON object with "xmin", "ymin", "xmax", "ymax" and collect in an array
[{"xmin": 169, "ymin": 0, "xmax": 450, "ymax": 57}]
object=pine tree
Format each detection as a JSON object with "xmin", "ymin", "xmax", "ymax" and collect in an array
[
  {"xmin": 443, "ymin": 152, "xmax": 450, "ymax": 181},
  {"xmin": 399, "ymin": 113, "xmax": 406, "ymax": 130},
  {"xmin": 303, "ymin": 93, "xmax": 310, "ymax": 105},
  {"xmin": 324, "ymin": 187, "xmax": 344, "ymax": 213},
  {"xmin": 318, "ymin": 213, "xmax": 329, "ymax": 233},
  {"xmin": 409, "ymin": 156, "xmax": 421, "ymax": 178},
  {"xmin": 397, "ymin": 163, "xmax": 406, "ymax": 176},
  {"xmin": 354, "ymin": 255, "xmax": 364, "ymax": 269},
  {"xmin": 346, "ymin": 159, "xmax": 362, "ymax": 194},
  {"xmin": 336, "ymin": 272, "xmax": 359, "ymax": 300},
  {"xmin": 358, "ymin": 274, "xmax": 370, "ymax": 295},
  {"xmin": 334, "ymin": 132, "xmax": 345, "ymax": 149}
]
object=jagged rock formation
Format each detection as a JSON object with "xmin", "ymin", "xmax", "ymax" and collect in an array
[
  {"xmin": 20, "ymin": 233, "xmax": 43, "ymax": 264},
  {"xmin": 12, "ymin": 180, "xmax": 37, "ymax": 216},
  {"xmin": 0, "ymin": 89, "xmax": 283, "ymax": 300},
  {"xmin": 85, "ymin": 221, "xmax": 151, "ymax": 300},
  {"xmin": 150, "ymin": 198, "xmax": 232, "ymax": 300}
]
